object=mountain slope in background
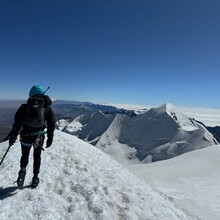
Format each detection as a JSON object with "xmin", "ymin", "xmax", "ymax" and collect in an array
[
  {"xmin": 129, "ymin": 145, "xmax": 220, "ymax": 220},
  {"xmin": 0, "ymin": 130, "xmax": 193, "ymax": 220},
  {"xmin": 95, "ymin": 103, "xmax": 217, "ymax": 163},
  {"xmin": 57, "ymin": 103, "xmax": 217, "ymax": 164}
]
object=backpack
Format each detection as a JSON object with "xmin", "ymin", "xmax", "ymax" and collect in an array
[{"xmin": 24, "ymin": 97, "xmax": 45, "ymax": 128}]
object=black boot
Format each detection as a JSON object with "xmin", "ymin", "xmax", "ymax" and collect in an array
[
  {"xmin": 17, "ymin": 167, "xmax": 26, "ymax": 188},
  {"xmin": 32, "ymin": 175, "xmax": 39, "ymax": 188}
]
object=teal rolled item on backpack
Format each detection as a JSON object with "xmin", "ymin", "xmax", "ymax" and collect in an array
[{"xmin": 29, "ymin": 85, "xmax": 45, "ymax": 97}]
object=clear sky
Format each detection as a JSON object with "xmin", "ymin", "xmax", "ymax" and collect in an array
[{"xmin": 0, "ymin": 0, "xmax": 220, "ymax": 108}]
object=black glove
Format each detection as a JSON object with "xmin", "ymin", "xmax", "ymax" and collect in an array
[
  {"xmin": 9, "ymin": 135, "xmax": 17, "ymax": 146},
  {"xmin": 46, "ymin": 133, "xmax": 53, "ymax": 148}
]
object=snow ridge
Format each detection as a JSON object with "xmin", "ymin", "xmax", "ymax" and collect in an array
[{"xmin": 0, "ymin": 130, "xmax": 194, "ymax": 220}]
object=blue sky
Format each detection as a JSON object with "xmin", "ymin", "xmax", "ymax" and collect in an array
[{"xmin": 0, "ymin": 0, "xmax": 220, "ymax": 108}]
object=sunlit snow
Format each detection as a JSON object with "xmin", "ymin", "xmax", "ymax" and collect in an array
[
  {"xmin": 129, "ymin": 145, "xmax": 220, "ymax": 220},
  {"xmin": 0, "ymin": 130, "xmax": 193, "ymax": 220}
]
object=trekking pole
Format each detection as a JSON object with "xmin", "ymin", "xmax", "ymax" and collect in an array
[{"xmin": 0, "ymin": 144, "xmax": 12, "ymax": 167}]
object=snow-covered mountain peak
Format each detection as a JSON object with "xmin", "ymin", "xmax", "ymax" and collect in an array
[
  {"xmin": 94, "ymin": 103, "xmax": 217, "ymax": 163},
  {"xmin": 156, "ymin": 102, "xmax": 174, "ymax": 111},
  {"xmin": 161, "ymin": 103, "xmax": 179, "ymax": 115},
  {"xmin": 0, "ymin": 130, "xmax": 193, "ymax": 219},
  {"xmin": 152, "ymin": 103, "xmax": 199, "ymax": 131}
]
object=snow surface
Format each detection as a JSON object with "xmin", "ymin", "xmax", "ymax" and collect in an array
[
  {"xmin": 65, "ymin": 116, "xmax": 83, "ymax": 134},
  {"xmin": 56, "ymin": 119, "xmax": 71, "ymax": 131},
  {"xmin": 129, "ymin": 145, "xmax": 220, "ymax": 220},
  {"xmin": 0, "ymin": 130, "xmax": 194, "ymax": 220}
]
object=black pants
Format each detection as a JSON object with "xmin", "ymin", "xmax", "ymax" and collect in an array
[{"xmin": 20, "ymin": 135, "xmax": 44, "ymax": 176}]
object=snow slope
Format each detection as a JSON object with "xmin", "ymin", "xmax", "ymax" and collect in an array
[
  {"xmin": 64, "ymin": 116, "xmax": 83, "ymax": 134},
  {"xmin": 96, "ymin": 114, "xmax": 140, "ymax": 166},
  {"xmin": 57, "ymin": 111, "xmax": 116, "ymax": 145},
  {"xmin": 129, "ymin": 145, "xmax": 220, "ymax": 220},
  {"xmin": 0, "ymin": 130, "xmax": 194, "ymax": 220},
  {"xmin": 56, "ymin": 118, "xmax": 72, "ymax": 131}
]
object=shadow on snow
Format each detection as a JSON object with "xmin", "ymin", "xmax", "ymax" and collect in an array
[
  {"xmin": 0, "ymin": 185, "xmax": 33, "ymax": 200},
  {"xmin": 0, "ymin": 186, "xmax": 17, "ymax": 200}
]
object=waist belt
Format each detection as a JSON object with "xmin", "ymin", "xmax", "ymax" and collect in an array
[
  {"xmin": 22, "ymin": 131, "xmax": 46, "ymax": 137},
  {"xmin": 20, "ymin": 131, "xmax": 46, "ymax": 147}
]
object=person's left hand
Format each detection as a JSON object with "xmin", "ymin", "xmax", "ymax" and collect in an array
[
  {"xmin": 45, "ymin": 133, "xmax": 53, "ymax": 148},
  {"xmin": 9, "ymin": 135, "xmax": 17, "ymax": 146}
]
